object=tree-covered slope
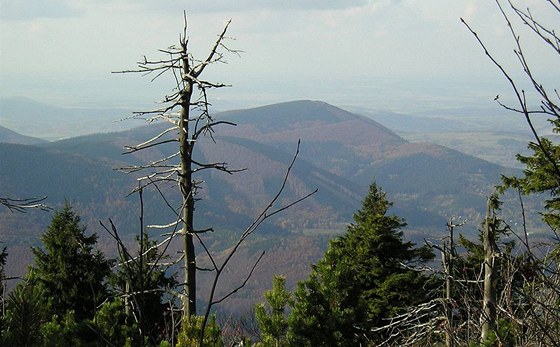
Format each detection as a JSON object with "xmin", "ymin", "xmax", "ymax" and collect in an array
[
  {"xmin": 0, "ymin": 100, "xmax": 525, "ymax": 306},
  {"xmin": 2, "ymin": 100, "xmax": 516, "ymax": 233},
  {"xmin": 218, "ymin": 100, "xmax": 513, "ymax": 225}
]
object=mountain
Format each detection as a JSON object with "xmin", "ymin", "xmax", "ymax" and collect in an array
[
  {"xmin": 0, "ymin": 125, "xmax": 47, "ymax": 145},
  {"xmin": 0, "ymin": 100, "xmax": 526, "ymax": 311},
  {"xmin": 1, "ymin": 100, "xmax": 517, "ymax": 238},
  {"xmin": 216, "ymin": 101, "xmax": 512, "ymax": 223}
]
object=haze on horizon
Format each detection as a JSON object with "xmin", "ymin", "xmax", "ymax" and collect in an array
[{"xmin": 0, "ymin": 0, "xmax": 558, "ymax": 114}]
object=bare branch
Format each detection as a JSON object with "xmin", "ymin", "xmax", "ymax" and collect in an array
[
  {"xmin": 213, "ymin": 251, "xmax": 265, "ymax": 306},
  {"xmin": 196, "ymin": 140, "xmax": 316, "ymax": 343},
  {"xmin": 461, "ymin": 7, "xmax": 560, "ymax": 179},
  {"xmin": 0, "ymin": 196, "xmax": 51, "ymax": 213},
  {"xmin": 193, "ymin": 19, "xmax": 232, "ymax": 78}
]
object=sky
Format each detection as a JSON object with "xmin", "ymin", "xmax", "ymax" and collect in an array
[{"xmin": 0, "ymin": 0, "xmax": 558, "ymax": 113}]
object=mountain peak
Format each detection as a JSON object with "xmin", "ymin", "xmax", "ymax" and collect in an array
[
  {"xmin": 217, "ymin": 100, "xmax": 403, "ymax": 143},
  {"xmin": 222, "ymin": 99, "xmax": 364, "ymax": 122}
]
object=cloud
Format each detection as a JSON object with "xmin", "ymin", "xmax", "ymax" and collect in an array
[
  {"xmin": 138, "ymin": 0, "xmax": 369, "ymax": 14},
  {"xmin": 0, "ymin": 0, "xmax": 81, "ymax": 21},
  {"xmin": 0, "ymin": 0, "xmax": 379, "ymax": 22}
]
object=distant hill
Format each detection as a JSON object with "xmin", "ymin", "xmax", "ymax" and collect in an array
[
  {"xmin": 0, "ymin": 100, "xmax": 529, "ymax": 312},
  {"xmin": 0, "ymin": 96, "xmax": 137, "ymax": 141},
  {"xmin": 216, "ymin": 101, "xmax": 512, "ymax": 222},
  {"xmin": 1, "ymin": 100, "xmax": 519, "ymax": 236},
  {"xmin": 0, "ymin": 125, "xmax": 47, "ymax": 145},
  {"xmin": 354, "ymin": 107, "xmax": 543, "ymax": 169}
]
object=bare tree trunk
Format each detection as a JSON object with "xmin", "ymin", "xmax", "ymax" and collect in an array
[
  {"xmin": 179, "ymin": 50, "xmax": 196, "ymax": 318},
  {"xmin": 114, "ymin": 16, "xmax": 239, "ymax": 332},
  {"xmin": 482, "ymin": 197, "xmax": 497, "ymax": 342},
  {"xmin": 114, "ymin": 15, "xmax": 313, "ymax": 343}
]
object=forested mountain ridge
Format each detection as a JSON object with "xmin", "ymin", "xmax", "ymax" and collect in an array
[
  {"xmin": 5, "ymin": 99, "xmax": 512, "ymax": 230},
  {"xmin": 1, "ymin": 100, "xmax": 516, "ymax": 236},
  {"xmin": 0, "ymin": 100, "xmax": 522, "ymax": 310},
  {"xmin": 215, "ymin": 100, "xmax": 512, "ymax": 223}
]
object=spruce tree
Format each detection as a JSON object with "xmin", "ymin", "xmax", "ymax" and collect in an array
[
  {"xmin": 28, "ymin": 203, "xmax": 111, "ymax": 321},
  {"xmin": 502, "ymin": 138, "xmax": 560, "ymax": 231},
  {"xmin": 288, "ymin": 182, "xmax": 434, "ymax": 346}
]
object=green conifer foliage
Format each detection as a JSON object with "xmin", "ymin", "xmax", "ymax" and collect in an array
[
  {"xmin": 255, "ymin": 275, "xmax": 293, "ymax": 346},
  {"xmin": 502, "ymin": 138, "xmax": 560, "ymax": 231},
  {"xmin": 288, "ymin": 183, "xmax": 434, "ymax": 346},
  {"xmin": 94, "ymin": 299, "xmax": 139, "ymax": 346},
  {"xmin": 3, "ymin": 283, "xmax": 47, "ymax": 346},
  {"xmin": 177, "ymin": 315, "xmax": 223, "ymax": 347},
  {"xmin": 28, "ymin": 203, "xmax": 111, "ymax": 321}
]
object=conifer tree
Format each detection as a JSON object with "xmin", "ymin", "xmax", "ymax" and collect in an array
[
  {"xmin": 2, "ymin": 283, "xmax": 47, "ymax": 346},
  {"xmin": 255, "ymin": 275, "xmax": 293, "ymax": 346},
  {"xmin": 28, "ymin": 203, "xmax": 111, "ymax": 321},
  {"xmin": 288, "ymin": 182, "xmax": 434, "ymax": 346}
]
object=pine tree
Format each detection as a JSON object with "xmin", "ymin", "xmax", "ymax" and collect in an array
[
  {"xmin": 2, "ymin": 282, "xmax": 47, "ymax": 346},
  {"xmin": 255, "ymin": 275, "xmax": 293, "ymax": 347},
  {"xmin": 28, "ymin": 203, "xmax": 111, "ymax": 321},
  {"xmin": 288, "ymin": 182, "xmax": 434, "ymax": 346}
]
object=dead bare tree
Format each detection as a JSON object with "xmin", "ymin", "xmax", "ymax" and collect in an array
[
  {"xmin": 371, "ymin": 217, "xmax": 467, "ymax": 347},
  {"xmin": 113, "ymin": 13, "xmax": 240, "ymax": 322},
  {"xmin": 113, "ymin": 12, "xmax": 315, "ymax": 345},
  {"xmin": 196, "ymin": 140, "xmax": 316, "ymax": 344},
  {"xmin": 100, "ymin": 186, "xmax": 181, "ymax": 346},
  {"xmin": 441, "ymin": 217, "xmax": 463, "ymax": 347},
  {"xmin": 372, "ymin": 196, "xmax": 558, "ymax": 346},
  {"xmin": 497, "ymin": 190, "xmax": 560, "ymax": 346}
]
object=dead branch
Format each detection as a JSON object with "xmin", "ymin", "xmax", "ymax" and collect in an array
[{"xmin": 0, "ymin": 196, "xmax": 51, "ymax": 213}]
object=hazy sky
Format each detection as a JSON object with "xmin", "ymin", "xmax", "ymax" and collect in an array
[{"xmin": 0, "ymin": 0, "xmax": 558, "ymax": 113}]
